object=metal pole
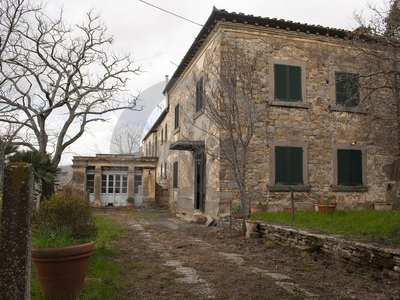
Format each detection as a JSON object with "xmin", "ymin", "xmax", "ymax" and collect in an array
[{"xmin": 291, "ymin": 188, "xmax": 295, "ymax": 222}]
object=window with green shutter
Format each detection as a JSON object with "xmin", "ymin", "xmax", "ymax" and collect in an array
[
  {"xmin": 274, "ymin": 64, "xmax": 302, "ymax": 102},
  {"xmin": 335, "ymin": 72, "xmax": 360, "ymax": 107},
  {"xmin": 337, "ymin": 149, "xmax": 362, "ymax": 186},
  {"xmin": 173, "ymin": 161, "xmax": 178, "ymax": 188},
  {"xmin": 174, "ymin": 104, "xmax": 179, "ymax": 129},
  {"xmin": 275, "ymin": 146, "xmax": 303, "ymax": 185},
  {"xmin": 196, "ymin": 77, "xmax": 204, "ymax": 112}
]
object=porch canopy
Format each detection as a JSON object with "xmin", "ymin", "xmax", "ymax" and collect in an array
[{"xmin": 169, "ymin": 140, "xmax": 205, "ymax": 151}]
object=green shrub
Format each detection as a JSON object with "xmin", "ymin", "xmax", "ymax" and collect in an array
[
  {"xmin": 32, "ymin": 226, "xmax": 73, "ymax": 248},
  {"xmin": 34, "ymin": 189, "xmax": 97, "ymax": 243}
]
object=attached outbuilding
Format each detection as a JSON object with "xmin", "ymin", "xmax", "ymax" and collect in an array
[{"xmin": 71, "ymin": 154, "xmax": 157, "ymax": 207}]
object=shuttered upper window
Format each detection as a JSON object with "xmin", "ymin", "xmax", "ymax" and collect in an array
[
  {"xmin": 174, "ymin": 104, "xmax": 179, "ymax": 130},
  {"xmin": 268, "ymin": 58, "xmax": 307, "ymax": 108},
  {"xmin": 196, "ymin": 77, "xmax": 204, "ymax": 112},
  {"xmin": 274, "ymin": 64, "xmax": 302, "ymax": 102}
]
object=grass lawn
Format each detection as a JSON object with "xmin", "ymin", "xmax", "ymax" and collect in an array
[
  {"xmin": 31, "ymin": 215, "xmax": 127, "ymax": 300},
  {"xmin": 254, "ymin": 209, "xmax": 400, "ymax": 245}
]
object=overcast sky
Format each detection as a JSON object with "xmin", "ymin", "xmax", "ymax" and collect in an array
[{"xmin": 42, "ymin": 0, "xmax": 384, "ymax": 165}]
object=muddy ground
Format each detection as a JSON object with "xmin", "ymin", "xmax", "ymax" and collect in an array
[{"xmin": 93, "ymin": 209, "xmax": 400, "ymax": 300}]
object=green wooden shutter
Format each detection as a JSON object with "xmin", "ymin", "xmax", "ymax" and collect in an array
[
  {"xmin": 349, "ymin": 150, "xmax": 362, "ymax": 185},
  {"xmin": 289, "ymin": 66, "xmax": 302, "ymax": 101},
  {"xmin": 275, "ymin": 146, "xmax": 288, "ymax": 184},
  {"xmin": 289, "ymin": 147, "xmax": 303, "ymax": 185},
  {"xmin": 275, "ymin": 146, "xmax": 303, "ymax": 185},
  {"xmin": 173, "ymin": 161, "xmax": 178, "ymax": 188},
  {"xmin": 275, "ymin": 64, "xmax": 288, "ymax": 101},
  {"xmin": 338, "ymin": 149, "xmax": 362, "ymax": 186},
  {"xmin": 275, "ymin": 64, "xmax": 302, "ymax": 101},
  {"xmin": 174, "ymin": 104, "xmax": 179, "ymax": 129},
  {"xmin": 196, "ymin": 77, "xmax": 203, "ymax": 111}
]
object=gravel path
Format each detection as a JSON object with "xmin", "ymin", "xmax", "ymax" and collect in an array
[{"xmin": 94, "ymin": 209, "xmax": 400, "ymax": 300}]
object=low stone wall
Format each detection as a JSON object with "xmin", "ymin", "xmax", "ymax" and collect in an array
[{"xmin": 232, "ymin": 219, "xmax": 400, "ymax": 276}]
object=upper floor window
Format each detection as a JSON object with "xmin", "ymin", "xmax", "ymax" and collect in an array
[
  {"xmin": 164, "ymin": 124, "xmax": 168, "ymax": 140},
  {"xmin": 335, "ymin": 72, "xmax": 360, "ymax": 107},
  {"xmin": 268, "ymin": 58, "xmax": 308, "ymax": 108},
  {"xmin": 196, "ymin": 77, "xmax": 204, "ymax": 112},
  {"xmin": 174, "ymin": 104, "xmax": 180, "ymax": 130},
  {"xmin": 274, "ymin": 64, "xmax": 302, "ymax": 102},
  {"xmin": 160, "ymin": 129, "xmax": 164, "ymax": 145},
  {"xmin": 154, "ymin": 134, "xmax": 158, "ymax": 156}
]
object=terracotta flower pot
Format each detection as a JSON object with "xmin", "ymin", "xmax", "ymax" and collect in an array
[
  {"xmin": 284, "ymin": 207, "xmax": 297, "ymax": 212},
  {"xmin": 314, "ymin": 204, "xmax": 335, "ymax": 212},
  {"xmin": 32, "ymin": 241, "xmax": 95, "ymax": 300},
  {"xmin": 231, "ymin": 213, "xmax": 243, "ymax": 219},
  {"xmin": 250, "ymin": 206, "xmax": 264, "ymax": 213},
  {"xmin": 374, "ymin": 203, "xmax": 392, "ymax": 211},
  {"xmin": 245, "ymin": 220, "xmax": 259, "ymax": 238}
]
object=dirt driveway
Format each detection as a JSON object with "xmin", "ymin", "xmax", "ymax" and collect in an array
[{"xmin": 94, "ymin": 209, "xmax": 400, "ymax": 300}]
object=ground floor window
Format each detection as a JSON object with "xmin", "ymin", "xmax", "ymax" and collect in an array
[
  {"xmin": 268, "ymin": 140, "xmax": 308, "ymax": 190},
  {"xmin": 275, "ymin": 146, "xmax": 303, "ymax": 185},
  {"xmin": 134, "ymin": 167, "xmax": 142, "ymax": 194},
  {"xmin": 85, "ymin": 166, "xmax": 95, "ymax": 193},
  {"xmin": 173, "ymin": 161, "xmax": 178, "ymax": 188},
  {"xmin": 332, "ymin": 144, "xmax": 366, "ymax": 188}
]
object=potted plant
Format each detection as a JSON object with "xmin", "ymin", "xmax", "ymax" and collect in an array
[
  {"xmin": 31, "ymin": 188, "xmax": 98, "ymax": 300},
  {"xmin": 250, "ymin": 202, "xmax": 267, "ymax": 213},
  {"xmin": 126, "ymin": 196, "xmax": 135, "ymax": 209},
  {"xmin": 314, "ymin": 198, "xmax": 337, "ymax": 212},
  {"xmin": 373, "ymin": 201, "xmax": 393, "ymax": 210},
  {"xmin": 245, "ymin": 214, "xmax": 260, "ymax": 238},
  {"xmin": 231, "ymin": 205, "xmax": 243, "ymax": 219}
]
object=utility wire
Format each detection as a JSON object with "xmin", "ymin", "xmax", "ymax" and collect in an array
[{"xmin": 138, "ymin": 0, "xmax": 204, "ymax": 28}]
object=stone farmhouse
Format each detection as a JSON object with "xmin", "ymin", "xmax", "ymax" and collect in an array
[
  {"xmin": 72, "ymin": 8, "xmax": 399, "ymax": 214},
  {"xmin": 142, "ymin": 7, "xmax": 399, "ymax": 216}
]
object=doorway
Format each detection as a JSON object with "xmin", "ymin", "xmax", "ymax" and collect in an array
[
  {"xmin": 194, "ymin": 152, "xmax": 204, "ymax": 211},
  {"xmin": 100, "ymin": 167, "xmax": 128, "ymax": 206}
]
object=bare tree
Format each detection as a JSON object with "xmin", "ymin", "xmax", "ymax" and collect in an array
[
  {"xmin": 342, "ymin": 0, "xmax": 400, "ymax": 201},
  {"xmin": 183, "ymin": 36, "xmax": 266, "ymax": 234},
  {"xmin": 349, "ymin": 1, "xmax": 399, "ymax": 132},
  {"xmin": 110, "ymin": 120, "xmax": 145, "ymax": 154},
  {"xmin": 0, "ymin": 1, "xmax": 141, "ymax": 196}
]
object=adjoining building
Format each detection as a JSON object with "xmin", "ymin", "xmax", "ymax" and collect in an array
[
  {"xmin": 71, "ymin": 154, "xmax": 156, "ymax": 207},
  {"xmin": 142, "ymin": 7, "xmax": 400, "ymax": 216}
]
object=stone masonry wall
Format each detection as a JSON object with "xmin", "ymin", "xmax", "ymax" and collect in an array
[{"xmin": 232, "ymin": 219, "xmax": 400, "ymax": 276}]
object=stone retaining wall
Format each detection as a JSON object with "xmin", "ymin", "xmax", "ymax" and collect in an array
[{"xmin": 232, "ymin": 219, "xmax": 400, "ymax": 276}]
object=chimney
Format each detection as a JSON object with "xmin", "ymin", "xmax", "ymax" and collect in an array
[{"xmin": 165, "ymin": 75, "xmax": 169, "ymax": 110}]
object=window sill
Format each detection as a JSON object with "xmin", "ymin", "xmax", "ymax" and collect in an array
[
  {"xmin": 330, "ymin": 105, "xmax": 366, "ymax": 114},
  {"xmin": 268, "ymin": 185, "xmax": 310, "ymax": 192},
  {"xmin": 194, "ymin": 110, "xmax": 204, "ymax": 120},
  {"xmin": 173, "ymin": 127, "xmax": 180, "ymax": 135},
  {"xmin": 269, "ymin": 100, "xmax": 310, "ymax": 109},
  {"xmin": 331, "ymin": 185, "xmax": 368, "ymax": 192}
]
